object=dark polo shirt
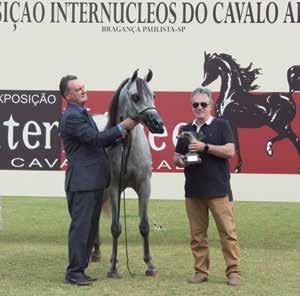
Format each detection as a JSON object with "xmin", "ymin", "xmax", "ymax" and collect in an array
[{"xmin": 175, "ymin": 118, "xmax": 234, "ymax": 199}]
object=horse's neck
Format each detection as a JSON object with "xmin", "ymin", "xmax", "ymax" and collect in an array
[
  {"xmin": 116, "ymin": 113, "xmax": 126, "ymax": 122},
  {"xmin": 219, "ymin": 72, "xmax": 231, "ymax": 97},
  {"xmin": 131, "ymin": 124, "xmax": 148, "ymax": 143},
  {"xmin": 219, "ymin": 62, "xmax": 240, "ymax": 95},
  {"xmin": 126, "ymin": 124, "xmax": 152, "ymax": 171},
  {"xmin": 117, "ymin": 98, "xmax": 131, "ymax": 121},
  {"xmin": 217, "ymin": 61, "xmax": 242, "ymax": 116}
]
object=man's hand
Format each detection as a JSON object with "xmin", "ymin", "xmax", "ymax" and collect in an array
[
  {"xmin": 173, "ymin": 153, "xmax": 185, "ymax": 168},
  {"xmin": 120, "ymin": 118, "xmax": 139, "ymax": 130},
  {"xmin": 189, "ymin": 142, "xmax": 235, "ymax": 159},
  {"xmin": 188, "ymin": 140, "xmax": 205, "ymax": 153}
]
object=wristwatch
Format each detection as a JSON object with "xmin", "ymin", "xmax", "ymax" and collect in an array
[{"xmin": 204, "ymin": 144, "xmax": 209, "ymax": 153}]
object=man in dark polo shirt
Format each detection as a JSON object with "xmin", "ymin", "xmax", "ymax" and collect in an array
[{"xmin": 174, "ymin": 88, "xmax": 241, "ymax": 286}]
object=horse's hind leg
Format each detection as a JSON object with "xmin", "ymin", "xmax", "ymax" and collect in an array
[
  {"xmin": 137, "ymin": 179, "xmax": 158, "ymax": 277},
  {"xmin": 231, "ymin": 125, "xmax": 243, "ymax": 173},
  {"xmin": 107, "ymin": 186, "xmax": 122, "ymax": 279},
  {"xmin": 285, "ymin": 126, "xmax": 300, "ymax": 153},
  {"xmin": 91, "ymin": 190, "xmax": 110, "ymax": 262},
  {"xmin": 90, "ymin": 223, "xmax": 101, "ymax": 262}
]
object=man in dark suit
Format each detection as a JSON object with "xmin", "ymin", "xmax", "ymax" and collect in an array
[{"xmin": 59, "ymin": 75, "xmax": 137, "ymax": 286}]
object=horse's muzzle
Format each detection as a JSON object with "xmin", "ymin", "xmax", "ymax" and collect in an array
[{"xmin": 143, "ymin": 110, "xmax": 164, "ymax": 134}]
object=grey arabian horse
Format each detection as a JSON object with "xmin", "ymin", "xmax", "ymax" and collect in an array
[{"xmin": 93, "ymin": 69, "xmax": 164, "ymax": 278}]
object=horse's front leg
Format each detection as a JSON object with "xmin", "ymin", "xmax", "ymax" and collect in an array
[
  {"xmin": 137, "ymin": 180, "xmax": 158, "ymax": 277},
  {"xmin": 265, "ymin": 124, "xmax": 300, "ymax": 156},
  {"xmin": 107, "ymin": 187, "xmax": 122, "ymax": 279},
  {"xmin": 140, "ymin": 217, "xmax": 157, "ymax": 277},
  {"xmin": 266, "ymin": 134, "xmax": 284, "ymax": 156}
]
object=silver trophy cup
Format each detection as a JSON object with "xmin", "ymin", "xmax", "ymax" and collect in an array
[{"xmin": 177, "ymin": 130, "xmax": 205, "ymax": 165}]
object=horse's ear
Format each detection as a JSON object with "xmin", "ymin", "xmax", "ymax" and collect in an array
[
  {"xmin": 145, "ymin": 69, "xmax": 153, "ymax": 82},
  {"xmin": 131, "ymin": 69, "xmax": 139, "ymax": 82},
  {"xmin": 204, "ymin": 51, "xmax": 209, "ymax": 61}
]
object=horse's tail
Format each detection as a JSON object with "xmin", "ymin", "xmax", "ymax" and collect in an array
[{"xmin": 287, "ymin": 65, "xmax": 300, "ymax": 94}]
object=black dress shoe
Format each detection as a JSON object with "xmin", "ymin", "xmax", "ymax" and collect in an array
[{"xmin": 65, "ymin": 275, "xmax": 92, "ymax": 286}]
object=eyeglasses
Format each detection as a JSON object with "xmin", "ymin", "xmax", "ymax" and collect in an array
[{"xmin": 192, "ymin": 102, "xmax": 209, "ymax": 109}]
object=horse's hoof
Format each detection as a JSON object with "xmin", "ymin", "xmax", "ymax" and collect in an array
[
  {"xmin": 234, "ymin": 166, "xmax": 241, "ymax": 173},
  {"xmin": 266, "ymin": 141, "xmax": 273, "ymax": 156},
  {"xmin": 107, "ymin": 271, "xmax": 121, "ymax": 279},
  {"xmin": 145, "ymin": 269, "xmax": 159, "ymax": 277},
  {"xmin": 90, "ymin": 253, "xmax": 101, "ymax": 262}
]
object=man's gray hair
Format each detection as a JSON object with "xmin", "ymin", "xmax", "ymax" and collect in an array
[{"xmin": 191, "ymin": 88, "xmax": 213, "ymax": 104}]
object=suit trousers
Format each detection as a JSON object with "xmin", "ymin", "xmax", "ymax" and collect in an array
[
  {"xmin": 66, "ymin": 190, "xmax": 103, "ymax": 277},
  {"xmin": 185, "ymin": 196, "xmax": 240, "ymax": 278}
]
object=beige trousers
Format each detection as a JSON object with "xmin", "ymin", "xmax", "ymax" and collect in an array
[{"xmin": 185, "ymin": 196, "xmax": 240, "ymax": 278}]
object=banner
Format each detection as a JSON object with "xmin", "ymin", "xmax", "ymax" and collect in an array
[
  {"xmin": 0, "ymin": 90, "xmax": 61, "ymax": 170},
  {"xmin": 2, "ymin": 88, "xmax": 298, "ymax": 173},
  {"xmin": 84, "ymin": 90, "xmax": 300, "ymax": 175},
  {"xmin": 0, "ymin": 0, "xmax": 300, "ymax": 174}
]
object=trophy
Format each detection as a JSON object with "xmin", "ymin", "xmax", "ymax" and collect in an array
[{"xmin": 177, "ymin": 130, "xmax": 205, "ymax": 165}]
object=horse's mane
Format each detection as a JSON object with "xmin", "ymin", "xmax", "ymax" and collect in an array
[
  {"xmin": 218, "ymin": 53, "xmax": 261, "ymax": 92},
  {"xmin": 106, "ymin": 78, "xmax": 129, "ymax": 128},
  {"xmin": 106, "ymin": 77, "xmax": 151, "ymax": 128}
]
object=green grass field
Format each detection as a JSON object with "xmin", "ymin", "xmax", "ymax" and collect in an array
[{"xmin": 0, "ymin": 197, "xmax": 299, "ymax": 296}]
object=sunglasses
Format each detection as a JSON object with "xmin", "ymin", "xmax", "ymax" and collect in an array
[{"xmin": 192, "ymin": 102, "xmax": 209, "ymax": 109}]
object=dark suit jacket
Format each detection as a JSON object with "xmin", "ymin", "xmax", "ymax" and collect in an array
[{"xmin": 59, "ymin": 103, "xmax": 121, "ymax": 192}]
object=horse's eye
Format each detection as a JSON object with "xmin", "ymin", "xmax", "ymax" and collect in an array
[{"xmin": 131, "ymin": 94, "xmax": 140, "ymax": 102}]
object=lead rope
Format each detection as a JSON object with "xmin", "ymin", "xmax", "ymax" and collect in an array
[{"xmin": 119, "ymin": 138, "xmax": 134, "ymax": 277}]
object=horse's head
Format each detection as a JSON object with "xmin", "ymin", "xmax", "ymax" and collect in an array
[
  {"xmin": 202, "ymin": 52, "xmax": 222, "ymax": 87},
  {"xmin": 202, "ymin": 52, "xmax": 261, "ymax": 93},
  {"xmin": 177, "ymin": 131, "xmax": 197, "ymax": 143},
  {"xmin": 177, "ymin": 130, "xmax": 205, "ymax": 143},
  {"xmin": 120, "ymin": 69, "xmax": 164, "ymax": 134}
]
